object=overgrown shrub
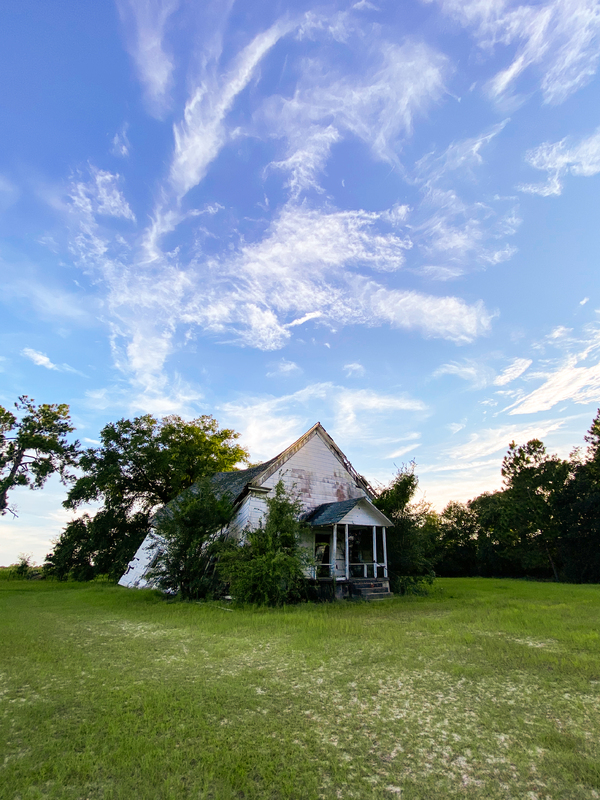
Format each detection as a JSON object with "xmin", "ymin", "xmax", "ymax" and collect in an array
[
  {"xmin": 219, "ymin": 481, "xmax": 312, "ymax": 606},
  {"xmin": 148, "ymin": 479, "xmax": 233, "ymax": 600}
]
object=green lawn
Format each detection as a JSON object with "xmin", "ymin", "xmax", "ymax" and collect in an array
[{"xmin": 1, "ymin": 578, "xmax": 599, "ymax": 800}]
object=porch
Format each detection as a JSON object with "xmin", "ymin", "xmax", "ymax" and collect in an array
[{"xmin": 302, "ymin": 497, "xmax": 393, "ymax": 597}]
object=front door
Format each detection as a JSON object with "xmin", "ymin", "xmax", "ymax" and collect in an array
[{"xmin": 314, "ymin": 532, "xmax": 331, "ymax": 578}]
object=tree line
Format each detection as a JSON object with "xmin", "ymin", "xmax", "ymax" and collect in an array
[
  {"xmin": 2, "ymin": 395, "xmax": 600, "ymax": 600},
  {"xmin": 434, "ymin": 411, "xmax": 600, "ymax": 583}
]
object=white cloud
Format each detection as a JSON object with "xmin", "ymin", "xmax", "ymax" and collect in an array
[
  {"xmin": 344, "ymin": 363, "xmax": 365, "ymax": 377},
  {"xmin": 181, "ymin": 202, "xmax": 493, "ymax": 348},
  {"xmin": 22, "ymin": 348, "xmax": 59, "ymax": 371},
  {"xmin": 431, "ymin": 0, "xmax": 600, "ymax": 105},
  {"xmin": 520, "ymin": 127, "xmax": 600, "ymax": 196},
  {"xmin": 111, "ymin": 125, "xmax": 131, "ymax": 158},
  {"xmin": 581, "ymin": 297, "xmax": 590, "ymax": 305},
  {"xmin": 269, "ymin": 126, "xmax": 341, "ymax": 197},
  {"xmin": 69, "ymin": 166, "xmax": 135, "ymax": 222},
  {"xmin": 493, "ymin": 357, "xmax": 532, "ymax": 385},
  {"xmin": 416, "ymin": 121, "xmax": 509, "ymax": 184},
  {"xmin": 547, "ymin": 325, "xmax": 573, "ymax": 340},
  {"xmin": 445, "ymin": 419, "xmax": 565, "ymax": 461},
  {"xmin": 508, "ymin": 355, "xmax": 600, "ymax": 413},
  {"xmin": 267, "ymin": 359, "xmax": 301, "ymax": 377},
  {"xmin": 413, "ymin": 128, "xmax": 521, "ymax": 277},
  {"xmin": 434, "ymin": 359, "xmax": 494, "ymax": 388},
  {"xmin": 220, "ymin": 383, "xmax": 425, "ymax": 460},
  {"xmin": 335, "ymin": 389, "xmax": 426, "ymax": 438},
  {"xmin": 263, "ymin": 38, "xmax": 448, "ymax": 181},
  {"xmin": 387, "ymin": 443, "xmax": 421, "ymax": 459},
  {"xmin": 220, "ymin": 384, "xmax": 329, "ymax": 461},
  {"xmin": 169, "ymin": 21, "xmax": 289, "ymax": 199},
  {"xmin": 21, "ymin": 347, "xmax": 85, "ymax": 377},
  {"xmin": 369, "ymin": 284, "xmax": 493, "ymax": 343},
  {"xmin": 116, "ymin": 0, "xmax": 179, "ymax": 117}
]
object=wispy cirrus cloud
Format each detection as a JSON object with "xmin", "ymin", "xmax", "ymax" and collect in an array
[
  {"xmin": 22, "ymin": 348, "xmax": 59, "ymax": 371},
  {"xmin": 505, "ymin": 325, "xmax": 600, "ymax": 413},
  {"xmin": 169, "ymin": 21, "xmax": 290, "ymax": 200},
  {"xmin": 415, "ymin": 121, "xmax": 509, "ymax": 185},
  {"xmin": 183, "ymin": 203, "xmax": 492, "ymax": 348},
  {"xmin": 494, "ymin": 357, "xmax": 532, "ymax": 385},
  {"xmin": 508, "ymin": 356, "xmax": 600, "ymax": 413},
  {"xmin": 111, "ymin": 125, "xmax": 131, "ymax": 158},
  {"xmin": 58, "ymin": 15, "xmax": 498, "ymax": 414},
  {"xmin": 220, "ymin": 382, "xmax": 425, "ymax": 460},
  {"xmin": 445, "ymin": 418, "xmax": 565, "ymax": 461},
  {"xmin": 266, "ymin": 359, "xmax": 301, "ymax": 377},
  {"xmin": 520, "ymin": 127, "xmax": 600, "ymax": 196},
  {"xmin": 434, "ymin": 359, "xmax": 494, "ymax": 389},
  {"xmin": 21, "ymin": 348, "xmax": 84, "ymax": 376},
  {"xmin": 429, "ymin": 0, "xmax": 600, "ymax": 105},
  {"xmin": 262, "ymin": 36, "xmax": 448, "ymax": 189},
  {"xmin": 412, "ymin": 123, "xmax": 520, "ymax": 278},
  {"xmin": 344, "ymin": 363, "xmax": 365, "ymax": 377},
  {"xmin": 69, "ymin": 166, "xmax": 135, "ymax": 223},
  {"xmin": 116, "ymin": 0, "xmax": 179, "ymax": 117}
]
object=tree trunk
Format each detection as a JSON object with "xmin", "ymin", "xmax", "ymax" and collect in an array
[
  {"xmin": 0, "ymin": 447, "xmax": 25, "ymax": 513},
  {"xmin": 545, "ymin": 543, "xmax": 560, "ymax": 582}
]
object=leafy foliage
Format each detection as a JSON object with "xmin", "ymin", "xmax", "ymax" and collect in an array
[
  {"xmin": 64, "ymin": 414, "xmax": 247, "ymax": 515},
  {"xmin": 435, "ymin": 410, "xmax": 600, "ymax": 583},
  {"xmin": 219, "ymin": 481, "xmax": 312, "ymax": 606},
  {"xmin": 0, "ymin": 396, "xmax": 79, "ymax": 516},
  {"xmin": 46, "ymin": 414, "xmax": 246, "ymax": 580},
  {"xmin": 148, "ymin": 480, "xmax": 233, "ymax": 600},
  {"xmin": 45, "ymin": 509, "xmax": 151, "ymax": 581},
  {"xmin": 436, "ymin": 501, "xmax": 479, "ymax": 577},
  {"xmin": 373, "ymin": 464, "xmax": 436, "ymax": 594}
]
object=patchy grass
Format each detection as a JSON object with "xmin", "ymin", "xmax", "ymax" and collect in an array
[{"xmin": 1, "ymin": 578, "xmax": 600, "ymax": 799}]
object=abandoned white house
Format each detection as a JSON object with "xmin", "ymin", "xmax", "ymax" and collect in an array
[{"xmin": 119, "ymin": 422, "xmax": 393, "ymax": 599}]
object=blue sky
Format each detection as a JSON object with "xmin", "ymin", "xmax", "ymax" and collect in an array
[{"xmin": 2, "ymin": 0, "xmax": 600, "ymax": 564}]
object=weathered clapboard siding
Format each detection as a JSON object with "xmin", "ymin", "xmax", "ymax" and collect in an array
[
  {"xmin": 336, "ymin": 504, "xmax": 381, "ymax": 525},
  {"xmin": 118, "ymin": 534, "xmax": 161, "ymax": 589},
  {"xmin": 260, "ymin": 432, "xmax": 366, "ymax": 511}
]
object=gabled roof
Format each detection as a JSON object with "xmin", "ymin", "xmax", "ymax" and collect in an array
[
  {"xmin": 302, "ymin": 497, "xmax": 392, "ymax": 527},
  {"xmin": 210, "ymin": 459, "xmax": 276, "ymax": 503},
  {"xmin": 209, "ymin": 422, "xmax": 374, "ymax": 507}
]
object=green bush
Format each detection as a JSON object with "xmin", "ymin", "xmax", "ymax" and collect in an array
[
  {"xmin": 149, "ymin": 479, "xmax": 233, "ymax": 600},
  {"xmin": 219, "ymin": 481, "xmax": 312, "ymax": 606}
]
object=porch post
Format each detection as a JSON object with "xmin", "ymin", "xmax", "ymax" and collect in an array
[
  {"xmin": 372, "ymin": 525, "xmax": 377, "ymax": 576},
  {"xmin": 382, "ymin": 526, "xmax": 388, "ymax": 578},
  {"xmin": 344, "ymin": 524, "xmax": 349, "ymax": 580},
  {"xmin": 332, "ymin": 524, "xmax": 337, "ymax": 578}
]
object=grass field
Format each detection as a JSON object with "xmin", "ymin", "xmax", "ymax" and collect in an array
[{"xmin": 1, "ymin": 578, "xmax": 599, "ymax": 800}]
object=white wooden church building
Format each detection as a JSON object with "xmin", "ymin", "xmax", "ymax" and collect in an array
[{"xmin": 119, "ymin": 423, "xmax": 393, "ymax": 599}]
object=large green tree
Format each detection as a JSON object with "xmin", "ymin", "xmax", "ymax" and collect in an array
[
  {"xmin": 499, "ymin": 439, "xmax": 569, "ymax": 580},
  {"xmin": 0, "ymin": 396, "xmax": 79, "ymax": 516},
  {"xmin": 555, "ymin": 410, "xmax": 600, "ymax": 583},
  {"xmin": 46, "ymin": 414, "xmax": 247, "ymax": 580},
  {"xmin": 373, "ymin": 464, "xmax": 437, "ymax": 594}
]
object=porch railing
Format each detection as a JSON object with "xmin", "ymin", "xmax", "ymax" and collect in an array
[{"xmin": 310, "ymin": 561, "xmax": 387, "ymax": 579}]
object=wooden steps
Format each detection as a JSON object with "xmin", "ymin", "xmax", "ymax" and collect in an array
[{"xmin": 350, "ymin": 578, "xmax": 393, "ymax": 601}]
